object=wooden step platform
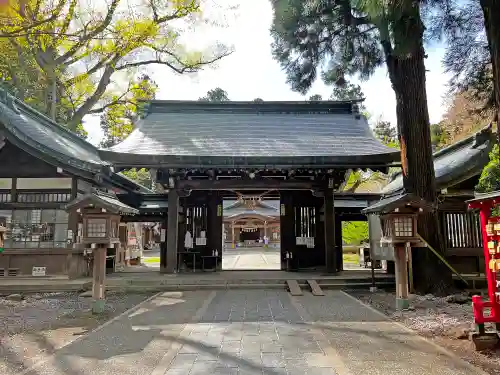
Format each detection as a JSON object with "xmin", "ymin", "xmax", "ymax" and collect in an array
[
  {"xmin": 286, "ymin": 279, "xmax": 303, "ymax": 296},
  {"xmin": 307, "ymin": 279, "xmax": 325, "ymax": 296}
]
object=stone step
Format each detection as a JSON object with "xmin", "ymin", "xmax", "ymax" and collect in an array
[
  {"xmin": 0, "ymin": 282, "xmax": 90, "ymax": 295},
  {"xmin": 307, "ymin": 280, "xmax": 325, "ymax": 296}
]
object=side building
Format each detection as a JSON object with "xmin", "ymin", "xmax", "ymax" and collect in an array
[
  {"xmin": 0, "ymin": 89, "xmax": 151, "ymax": 277},
  {"xmin": 383, "ymin": 125, "xmax": 494, "ymax": 274}
]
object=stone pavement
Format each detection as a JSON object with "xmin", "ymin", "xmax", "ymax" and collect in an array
[
  {"xmin": 222, "ymin": 247, "xmax": 281, "ymax": 270},
  {"xmin": 13, "ymin": 290, "xmax": 485, "ymax": 375}
]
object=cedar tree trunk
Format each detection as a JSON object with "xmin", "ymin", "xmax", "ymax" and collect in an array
[
  {"xmin": 480, "ymin": 0, "xmax": 500, "ymax": 144},
  {"xmin": 383, "ymin": 2, "xmax": 452, "ymax": 294}
]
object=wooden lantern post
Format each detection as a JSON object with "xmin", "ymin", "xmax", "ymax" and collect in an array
[
  {"xmin": 363, "ymin": 194, "xmax": 433, "ymax": 310},
  {"xmin": 65, "ymin": 190, "xmax": 138, "ymax": 314},
  {"xmin": 0, "ymin": 225, "xmax": 6, "ymax": 254}
]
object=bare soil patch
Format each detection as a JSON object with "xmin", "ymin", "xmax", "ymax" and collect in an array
[{"xmin": 349, "ymin": 290, "xmax": 500, "ymax": 375}]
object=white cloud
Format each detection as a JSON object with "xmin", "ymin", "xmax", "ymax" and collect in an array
[{"xmin": 85, "ymin": 0, "xmax": 451, "ymax": 145}]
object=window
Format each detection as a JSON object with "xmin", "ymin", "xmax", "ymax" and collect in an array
[
  {"xmin": 394, "ymin": 217, "xmax": 413, "ymax": 237},
  {"xmin": 0, "ymin": 192, "xmax": 11, "ymax": 202},
  {"xmin": 87, "ymin": 218, "xmax": 107, "ymax": 238},
  {"xmin": 17, "ymin": 192, "xmax": 71, "ymax": 203},
  {"xmin": 0, "ymin": 209, "xmax": 68, "ymax": 249}
]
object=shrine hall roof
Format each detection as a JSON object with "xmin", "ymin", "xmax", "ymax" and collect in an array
[
  {"xmin": 223, "ymin": 199, "xmax": 279, "ymax": 218},
  {"xmin": 100, "ymin": 100, "xmax": 400, "ymax": 168},
  {"xmin": 382, "ymin": 125, "xmax": 494, "ymax": 195},
  {"xmin": 0, "ymin": 88, "xmax": 151, "ymax": 193}
]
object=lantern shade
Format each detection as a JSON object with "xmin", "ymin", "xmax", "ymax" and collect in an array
[
  {"xmin": 362, "ymin": 193, "xmax": 433, "ymax": 216},
  {"xmin": 64, "ymin": 189, "xmax": 138, "ymax": 215},
  {"xmin": 363, "ymin": 193, "xmax": 432, "ymax": 246},
  {"xmin": 64, "ymin": 189, "xmax": 138, "ymax": 246}
]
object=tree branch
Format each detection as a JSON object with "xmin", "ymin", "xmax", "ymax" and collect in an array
[
  {"xmin": 116, "ymin": 49, "xmax": 233, "ymax": 73},
  {"xmin": 54, "ymin": 0, "xmax": 121, "ymax": 64},
  {"xmin": 68, "ymin": 56, "xmax": 120, "ymax": 129},
  {"xmin": 0, "ymin": 0, "xmax": 67, "ymax": 37}
]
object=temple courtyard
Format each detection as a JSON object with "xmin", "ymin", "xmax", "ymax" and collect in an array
[
  {"xmin": 3, "ymin": 289, "xmax": 485, "ymax": 375},
  {"xmin": 142, "ymin": 247, "xmax": 362, "ymax": 271}
]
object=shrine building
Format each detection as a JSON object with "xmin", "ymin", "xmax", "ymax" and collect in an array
[{"xmin": 0, "ymin": 88, "xmax": 493, "ymax": 278}]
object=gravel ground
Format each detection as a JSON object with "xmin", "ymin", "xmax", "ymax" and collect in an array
[
  {"xmin": 0, "ymin": 291, "xmax": 154, "ymax": 374},
  {"xmin": 349, "ymin": 290, "xmax": 500, "ymax": 375}
]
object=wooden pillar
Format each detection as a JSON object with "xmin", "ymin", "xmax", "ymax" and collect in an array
[
  {"xmin": 66, "ymin": 178, "xmax": 80, "ymax": 278},
  {"xmin": 280, "ymin": 191, "xmax": 295, "ymax": 270},
  {"xmin": 208, "ymin": 191, "xmax": 223, "ymax": 256},
  {"xmin": 165, "ymin": 189, "xmax": 179, "ymax": 273},
  {"xmin": 324, "ymin": 188, "xmax": 336, "ymax": 273},
  {"xmin": 334, "ymin": 214, "xmax": 343, "ymax": 272},
  {"xmin": 231, "ymin": 221, "xmax": 235, "ymax": 248},
  {"xmin": 92, "ymin": 245, "xmax": 107, "ymax": 313},
  {"xmin": 395, "ymin": 244, "xmax": 409, "ymax": 310},
  {"xmin": 160, "ymin": 217, "xmax": 168, "ymax": 271}
]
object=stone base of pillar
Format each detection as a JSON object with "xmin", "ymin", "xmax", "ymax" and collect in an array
[
  {"xmin": 395, "ymin": 297, "xmax": 409, "ymax": 310},
  {"xmin": 92, "ymin": 298, "xmax": 106, "ymax": 314}
]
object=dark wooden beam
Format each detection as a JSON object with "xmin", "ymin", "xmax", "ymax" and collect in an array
[{"xmin": 176, "ymin": 178, "xmax": 323, "ymax": 191}]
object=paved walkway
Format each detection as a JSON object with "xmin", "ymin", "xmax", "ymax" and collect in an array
[
  {"xmin": 15, "ymin": 290, "xmax": 484, "ymax": 375},
  {"xmin": 222, "ymin": 247, "xmax": 281, "ymax": 270}
]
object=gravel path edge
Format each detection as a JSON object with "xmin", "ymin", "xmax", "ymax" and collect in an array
[
  {"xmin": 17, "ymin": 291, "xmax": 161, "ymax": 375},
  {"xmin": 342, "ymin": 291, "xmax": 491, "ymax": 375}
]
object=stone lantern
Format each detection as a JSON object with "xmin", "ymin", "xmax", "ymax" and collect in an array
[
  {"xmin": 65, "ymin": 189, "xmax": 138, "ymax": 313},
  {"xmin": 363, "ymin": 193, "xmax": 433, "ymax": 310}
]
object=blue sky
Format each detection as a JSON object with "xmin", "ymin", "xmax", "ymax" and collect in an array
[{"xmin": 84, "ymin": 0, "xmax": 451, "ymax": 145}]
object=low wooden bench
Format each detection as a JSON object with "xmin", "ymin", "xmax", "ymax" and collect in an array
[
  {"xmin": 286, "ymin": 280, "xmax": 302, "ymax": 296},
  {"xmin": 307, "ymin": 280, "xmax": 325, "ymax": 296}
]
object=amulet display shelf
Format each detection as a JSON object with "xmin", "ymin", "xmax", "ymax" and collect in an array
[{"xmin": 467, "ymin": 191, "xmax": 500, "ymax": 350}]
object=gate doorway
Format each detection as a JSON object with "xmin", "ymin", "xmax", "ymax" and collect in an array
[{"xmin": 222, "ymin": 197, "xmax": 281, "ymax": 270}]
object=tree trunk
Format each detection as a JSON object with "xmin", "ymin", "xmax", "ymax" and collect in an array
[
  {"xmin": 384, "ymin": 3, "xmax": 452, "ymax": 294},
  {"xmin": 480, "ymin": 0, "xmax": 500, "ymax": 144}
]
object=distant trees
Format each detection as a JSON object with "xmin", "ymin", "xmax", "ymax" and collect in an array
[
  {"xmin": 199, "ymin": 88, "xmax": 230, "ymax": 102},
  {"xmin": 308, "ymin": 94, "xmax": 322, "ymax": 101}
]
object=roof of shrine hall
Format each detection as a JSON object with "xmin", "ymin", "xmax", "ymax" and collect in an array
[
  {"xmin": 99, "ymin": 100, "xmax": 401, "ymax": 168},
  {"xmin": 0, "ymin": 89, "xmax": 152, "ymax": 193},
  {"xmin": 382, "ymin": 125, "xmax": 494, "ymax": 195},
  {"xmin": 223, "ymin": 199, "xmax": 280, "ymax": 219}
]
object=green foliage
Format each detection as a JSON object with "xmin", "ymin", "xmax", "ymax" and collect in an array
[
  {"xmin": 476, "ymin": 144, "xmax": 500, "ymax": 193},
  {"xmin": 329, "ymin": 82, "xmax": 366, "ymax": 110},
  {"xmin": 199, "ymin": 88, "xmax": 230, "ymax": 101},
  {"xmin": 121, "ymin": 168, "xmax": 154, "ymax": 190},
  {"xmin": 430, "ymin": 0, "xmax": 494, "ymax": 111},
  {"xmin": 0, "ymin": 0, "xmax": 231, "ymax": 134},
  {"xmin": 373, "ymin": 119, "xmax": 396, "ymax": 141},
  {"xmin": 100, "ymin": 74, "xmax": 158, "ymax": 147},
  {"xmin": 430, "ymin": 123, "xmax": 449, "ymax": 150},
  {"xmin": 253, "ymin": 98, "xmax": 264, "ymax": 102},
  {"xmin": 308, "ymin": 94, "xmax": 322, "ymax": 101},
  {"xmin": 270, "ymin": 0, "xmax": 384, "ymax": 94},
  {"xmin": 342, "ymin": 221, "xmax": 369, "ymax": 245}
]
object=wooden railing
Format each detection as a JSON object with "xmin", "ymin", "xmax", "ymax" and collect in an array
[{"xmin": 441, "ymin": 211, "xmax": 483, "ymax": 256}]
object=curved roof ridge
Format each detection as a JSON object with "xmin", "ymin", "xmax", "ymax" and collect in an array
[
  {"xmin": 0, "ymin": 88, "xmax": 100, "ymax": 155},
  {"xmin": 382, "ymin": 125, "xmax": 494, "ymax": 194},
  {"xmin": 433, "ymin": 124, "xmax": 492, "ymax": 158},
  {"xmin": 99, "ymin": 100, "xmax": 399, "ymax": 167},
  {"xmin": 387, "ymin": 124, "xmax": 492, "ymax": 184},
  {"xmin": 259, "ymin": 201, "xmax": 279, "ymax": 211},
  {"xmin": 0, "ymin": 88, "xmax": 106, "ymax": 173}
]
